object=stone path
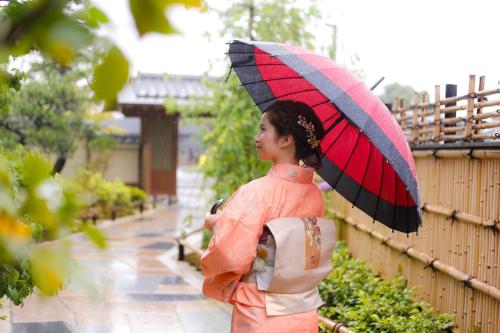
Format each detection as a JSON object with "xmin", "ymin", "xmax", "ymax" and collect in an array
[{"xmin": 0, "ymin": 167, "xmax": 231, "ymax": 333}]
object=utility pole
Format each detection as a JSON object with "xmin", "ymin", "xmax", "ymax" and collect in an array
[
  {"xmin": 326, "ymin": 23, "xmax": 337, "ymax": 60},
  {"xmin": 248, "ymin": 0, "xmax": 255, "ymax": 40},
  {"xmin": 238, "ymin": 0, "xmax": 255, "ymax": 40}
]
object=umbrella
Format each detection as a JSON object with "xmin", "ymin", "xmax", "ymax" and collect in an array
[{"xmin": 227, "ymin": 40, "xmax": 422, "ymax": 233}]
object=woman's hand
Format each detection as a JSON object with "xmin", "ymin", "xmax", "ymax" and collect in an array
[{"xmin": 204, "ymin": 212, "xmax": 221, "ymax": 231}]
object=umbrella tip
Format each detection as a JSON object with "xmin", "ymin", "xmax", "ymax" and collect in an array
[{"xmin": 370, "ymin": 77, "xmax": 385, "ymax": 91}]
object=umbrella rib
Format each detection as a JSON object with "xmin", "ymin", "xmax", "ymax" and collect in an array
[
  {"xmin": 373, "ymin": 153, "xmax": 385, "ymax": 223},
  {"xmin": 352, "ymin": 142, "xmax": 372, "ymax": 208},
  {"xmin": 322, "ymin": 111, "xmax": 343, "ymax": 126},
  {"xmin": 320, "ymin": 120, "xmax": 349, "ymax": 160},
  {"xmin": 331, "ymin": 127, "xmax": 362, "ymax": 189},
  {"xmin": 256, "ymin": 88, "xmax": 318, "ymax": 106},
  {"xmin": 240, "ymin": 75, "xmax": 303, "ymax": 86},
  {"xmin": 323, "ymin": 114, "xmax": 345, "ymax": 135},
  {"xmin": 310, "ymin": 99, "xmax": 332, "ymax": 109}
]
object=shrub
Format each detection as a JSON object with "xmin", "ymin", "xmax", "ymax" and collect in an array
[
  {"xmin": 68, "ymin": 170, "xmax": 147, "ymax": 219},
  {"xmin": 318, "ymin": 241, "xmax": 454, "ymax": 333},
  {"xmin": 129, "ymin": 185, "xmax": 147, "ymax": 202}
]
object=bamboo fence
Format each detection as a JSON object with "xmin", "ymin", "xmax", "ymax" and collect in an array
[
  {"xmin": 330, "ymin": 75, "xmax": 500, "ymax": 333},
  {"xmin": 392, "ymin": 74, "xmax": 500, "ymax": 144}
]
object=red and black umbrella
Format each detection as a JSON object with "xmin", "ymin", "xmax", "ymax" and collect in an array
[{"xmin": 227, "ymin": 40, "xmax": 422, "ymax": 233}]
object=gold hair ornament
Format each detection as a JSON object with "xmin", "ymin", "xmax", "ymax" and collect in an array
[{"xmin": 297, "ymin": 115, "xmax": 320, "ymax": 149}]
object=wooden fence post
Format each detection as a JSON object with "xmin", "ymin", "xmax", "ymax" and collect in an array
[
  {"xmin": 433, "ymin": 85, "xmax": 441, "ymax": 143},
  {"xmin": 444, "ymin": 84, "xmax": 457, "ymax": 143},
  {"xmin": 412, "ymin": 92, "xmax": 419, "ymax": 143},
  {"xmin": 465, "ymin": 75, "xmax": 476, "ymax": 141},
  {"xmin": 393, "ymin": 96, "xmax": 400, "ymax": 126},
  {"xmin": 475, "ymin": 75, "xmax": 486, "ymax": 136}
]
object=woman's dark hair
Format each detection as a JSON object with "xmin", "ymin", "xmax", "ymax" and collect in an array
[{"xmin": 263, "ymin": 100, "xmax": 325, "ymax": 169}]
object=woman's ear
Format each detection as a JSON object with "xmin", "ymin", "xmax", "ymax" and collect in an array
[{"xmin": 278, "ymin": 134, "xmax": 294, "ymax": 149}]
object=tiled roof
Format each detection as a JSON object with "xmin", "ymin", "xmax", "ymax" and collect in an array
[{"xmin": 118, "ymin": 73, "xmax": 212, "ymax": 106}]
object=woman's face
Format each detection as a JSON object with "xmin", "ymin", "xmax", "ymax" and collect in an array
[{"xmin": 254, "ymin": 113, "xmax": 281, "ymax": 161}]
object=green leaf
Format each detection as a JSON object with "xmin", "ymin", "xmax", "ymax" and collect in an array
[
  {"xmin": 30, "ymin": 248, "xmax": 70, "ymax": 296},
  {"xmin": 22, "ymin": 153, "xmax": 52, "ymax": 190},
  {"xmin": 91, "ymin": 46, "xmax": 129, "ymax": 104},
  {"xmin": 84, "ymin": 6, "xmax": 110, "ymax": 28},
  {"xmin": 128, "ymin": 0, "xmax": 202, "ymax": 37},
  {"xmin": 82, "ymin": 224, "xmax": 107, "ymax": 250},
  {"xmin": 41, "ymin": 19, "xmax": 92, "ymax": 66}
]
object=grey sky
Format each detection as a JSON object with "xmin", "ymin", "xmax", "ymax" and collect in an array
[{"xmin": 94, "ymin": 0, "xmax": 500, "ymax": 96}]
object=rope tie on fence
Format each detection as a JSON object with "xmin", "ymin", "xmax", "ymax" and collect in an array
[
  {"xmin": 463, "ymin": 275, "xmax": 475, "ymax": 288},
  {"xmin": 464, "ymin": 149, "xmax": 477, "ymax": 160},
  {"xmin": 446, "ymin": 209, "xmax": 458, "ymax": 224},
  {"xmin": 380, "ymin": 237, "xmax": 390, "ymax": 247},
  {"xmin": 400, "ymin": 246, "xmax": 412, "ymax": 257},
  {"xmin": 424, "ymin": 258, "xmax": 439, "ymax": 271},
  {"xmin": 431, "ymin": 149, "xmax": 440, "ymax": 159},
  {"xmin": 484, "ymin": 219, "xmax": 500, "ymax": 235}
]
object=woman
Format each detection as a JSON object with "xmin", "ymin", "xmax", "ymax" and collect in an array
[{"xmin": 200, "ymin": 99, "xmax": 326, "ymax": 332}]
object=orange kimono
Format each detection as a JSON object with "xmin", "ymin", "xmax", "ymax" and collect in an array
[{"xmin": 200, "ymin": 163, "xmax": 324, "ymax": 333}]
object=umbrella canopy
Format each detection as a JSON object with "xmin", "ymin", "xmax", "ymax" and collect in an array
[{"xmin": 227, "ymin": 40, "xmax": 422, "ymax": 233}]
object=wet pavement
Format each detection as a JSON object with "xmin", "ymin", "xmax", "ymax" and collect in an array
[{"xmin": 0, "ymin": 167, "xmax": 231, "ymax": 333}]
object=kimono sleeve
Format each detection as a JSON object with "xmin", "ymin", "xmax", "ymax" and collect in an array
[{"xmin": 200, "ymin": 182, "xmax": 268, "ymax": 302}]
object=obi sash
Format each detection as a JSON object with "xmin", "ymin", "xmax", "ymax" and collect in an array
[{"xmin": 241, "ymin": 216, "xmax": 336, "ymax": 316}]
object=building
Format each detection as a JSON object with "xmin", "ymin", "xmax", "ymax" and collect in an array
[{"xmin": 61, "ymin": 73, "xmax": 210, "ymax": 200}]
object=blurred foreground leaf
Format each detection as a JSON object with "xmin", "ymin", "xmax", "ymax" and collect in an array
[
  {"xmin": 91, "ymin": 46, "xmax": 129, "ymax": 106},
  {"xmin": 82, "ymin": 223, "xmax": 107, "ymax": 249},
  {"xmin": 30, "ymin": 247, "xmax": 70, "ymax": 296},
  {"xmin": 129, "ymin": 0, "xmax": 202, "ymax": 36}
]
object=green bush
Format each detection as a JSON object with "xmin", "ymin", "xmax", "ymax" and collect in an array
[
  {"xmin": 68, "ymin": 169, "xmax": 147, "ymax": 219},
  {"xmin": 318, "ymin": 241, "xmax": 454, "ymax": 333},
  {"xmin": 129, "ymin": 185, "xmax": 147, "ymax": 202}
]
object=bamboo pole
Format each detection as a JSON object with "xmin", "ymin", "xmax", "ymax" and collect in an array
[
  {"xmin": 465, "ymin": 75, "xmax": 476, "ymax": 141},
  {"xmin": 318, "ymin": 316, "xmax": 354, "ymax": 333},
  {"xmin": 471, "ymin": 133, "xmax": 500, "ymax": 141},
  {"xmin": 473, "ymin": 111, "xmax": 500, "ymax": 121},
  {"xmin": 393, "ymin": 96, "xmax": 400, "ymax": 125},
  {"xmin": 442, "ymin": 104, "xmax": 467, "ymax": 114},
  {"xmin": 400, "ymin": 99, "xmax": 407, "ymax": 130},
  {"xmin": 422, "ymin": 92, "xmax": 430, "ymax": 132},
  {"xmin": 476, "ymin": 87, "xmax": 500, "ymax": 97},
  {"xmin": 476, "ymin": 76, "xmax": 486, "ymax": 136},
  {"xmin": 441, "ymin": 99, "xmax": 500, "ymax": 115},
  {"xmin": 442, "ymin": 116, "xmax": 466, "ymax": 125},
  {"xmin": 412, "ymin": 92, "xmax": 419, "ymax": 143},
  {"xmin": 440, "ymin": 134, "xmax": 465, "ymax": 141},
  {"xmin": 421, "ymin": 109, "xmax": 435, "ymax": 117},
  {"xmin": 473, "ymin": 121, "xmax": 500, "ymax": 130},
  {"xmin": 442, "ymin": 126, "xmax": 465, "ymax": 133},
  {"xmin": 418, "ymin": 128, "xmax": 434, "ymax": 134},
  {"xmin": 412, "ymin": 149, "xmax": 500, "ymax": 159},
  {"xmin": 440, "ymin": 94, "xmax": 467, "ymax": 106},
  {"xmin": 329, "ymin": 210, "xmax": 500, "ymax": 302}
]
